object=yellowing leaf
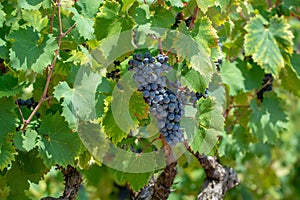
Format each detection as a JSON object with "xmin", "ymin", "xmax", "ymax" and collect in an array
[
  {"xmin": 244, "ymin": 15, "xmax": 294, "ymax": 75},
  {"xmin": 196, "ymin": 0, "xmax": 215, "ymax": 14},
  {"xmin": 192, "ymin": 17, "xmax": 219, "ymax": 57},
  {"xmin": 22, "ymin": 9, "xmax": 48, "ymax": 31}
]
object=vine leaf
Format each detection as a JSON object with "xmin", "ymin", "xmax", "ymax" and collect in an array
[
  {"xmin": 244, "ymin": 15, "xmax": 294, "ymax": 75},
  {"xmin": 191, "ymin": 16, "xmax": 219, "ymax": 60},
  {"xmin": 129, "ymin": 91, "xmax": 149, "ymax": 120},
  {"xmin": 102, "ymin": 100, "xmax": 128, "ymax": 145},
  {"xmin": 5, "ymin": 149, "xmax": 48, "ymax": 199},
  {"xmin": 69, "ymin": 7, "xmax": 94, "ymax": 40},
  {"xmin": 133, "ymin": 4, "xmax": 150, "ymax": 25},
  {"xmin": 220, "ymin": 61, "xmax": 245, "ymax": 96},
  {"xmin": 0, "ymin": 97, "xmax": 17, "ymax": 141},
  {"xmin": 76, "ymin": 0, "xmax": 103, "ymax": 17},
  {"xmin": 0, "ymin": 74, "xmax": 26, "ymax": 98},
  {"xmin": 94, "ymin": 1, "xmax": 133, "ymax": 41},
  {"xmin": 8, "ymin": 27, "xmax": 57, "ymax": 73},
  {"xmin": 111, "ymin": 168, "xmax": 153, "ymax": 191},
  {"xmin": 184, "ymin": 68, "xmax": 207, "ymax": 92},
  {"xmin": 173, "ymin": 23, "xmax": 213, "ymax": 84},
  {"xmin": 196, "ymin": 0, "xmax": 215, "ymax": 13},
  {"xmin": 280, "ymin": 63, "xmax": 300, "ymax": 97},
  {"xmin": 248, "ymin": 95, "xmax": 288, "ymax": 143},
  {"xmin": 0, "ymin": 3, "xmax": 5, "ymax": 28},
  {"xmin": 236, "ymin": 59, "xmax": 264, "ymax": 91},
  {"xmin": 37, "ymin": 112, "xmax": 82, "ymax": 167},
  {"xmin": 186, "ymin": 92, "xmax": 224, "ymax": 155},
  {"xmin": 54, "ymin": 66, "xmax": 102, "ymax": 129},
  {"xmin": 21, "ymin": 9, "xmax": 48, "ymax": 31},
  {"xmin": 187, "ymin": 74, "xmax": 225, "ymax": 154},
  {"xmin": 151, "ymin": 6, "xmax": 175, "ymax": 28},
  {"xmin": 13, "ymin": 130, "xmax": 38, "ymax": 152},
  {"xmin": 0, "ymin": 138, "xmax": 16, "ymax": 171}
]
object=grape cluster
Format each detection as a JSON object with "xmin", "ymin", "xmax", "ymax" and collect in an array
[
  {"xmin": 215, "ymin": 41, "xmax": 223, "ymax": 71},
  {"xmin": 172, "ymin": 12, "xmax": 193, "ymax": 29},
  {"xmin": 257, "ymin": 73, "xmax": 273, "ymax": 101},
  {"xmin": 17, "ymin": 98, "xmax": 40, "ymax": 118},
  {"xmin": 128, "ymin": 53, "xmax": 184, "ymax": 146},
  {"xmin": 189, "ymin": 88, "xmax": 209, "ymax": 107},
  {"xmin": 166, "ymin": 79, "xmax": 208, "ymax": 108},
  {"xmin": 106, "ymin": 68, "xmax": 121, "ymax": 80},
  {"xmin": 17, "ymin": 97, "xmax": 36, "ymax": 108}
]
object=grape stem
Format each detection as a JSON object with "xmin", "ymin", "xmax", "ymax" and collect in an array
[
  {"xmin": 255, "ymin": 76, "xmax": 273, "ymax": 95},
  {"xmin": 223, "ymin": 97, "xmax": 233, "ymax": 119},
  {"xmin": 140, "ymin": 137, "xmax": 161, "ymax": 154},
  {"xmin": 14, "ymin": 96, "xmax": 25, "ymax": 124},
  {"xmin": 158, "ymin": 37, "xmax": 163, "ymax": 54},
  {"xmin": 189, "ymin": 6, "xmax": 199, "ymax": 29},
  {"xmin": 20, "ymin": 0, "xmax": 76, "ymax": 132}
]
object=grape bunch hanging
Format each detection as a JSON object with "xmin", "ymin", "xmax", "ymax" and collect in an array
[{"xmin": 128, "ymin": 52, "xmax": 185, "ymax": 146}]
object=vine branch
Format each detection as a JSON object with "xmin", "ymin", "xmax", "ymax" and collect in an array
[
  {"xmin": 20, "ymin": 0, "xmax": 76, "ymax": 132},
  {"xmin": 41, "ymin": 165, "xmax": 83, "ymax": 200},
  {"xmin": 189, "ymin": 6, "xmax": 199, "ymax": 29},
  {"xmin": 187, "ymin": 147, "xmax": 240, "ymax": 200}
]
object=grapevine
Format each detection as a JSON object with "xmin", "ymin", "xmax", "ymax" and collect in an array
[{"xmin": 0, "ymin": 0, "xmax": 299, "ymax": 199}]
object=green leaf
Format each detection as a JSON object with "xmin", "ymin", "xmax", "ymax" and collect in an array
[
  {"xmin": 111, "ymin": 168, "xmax": 152, "ymax": 191},
  {"xmin": 64, "ymin": 46, "xmax": 92, "ymax": 65},
  {"xmin": 133, "ymin": 4, "xmax": 150, "ymax": 25},
  {"xmin": 236, "ymin": 59, "xmax": 264, "ymax": 91},
  {"xmin": 27, "ymin": 0, "xmax": 43, "ymax": 6},
  {"xmin": 0, "ymin": 3, "xmax": 6, "ymax": 28},
  {"xmin": 21, "ymin": 9, "xmax": 48, "ymax": 31},
  {"xmin": 232, "ymin": 125, "xmax": 254, "ymax": 153},
  {"xmin": 248, "ymin": 95, "xmax": 288, "ymax": 143},
  {"xmin": 94, "ymin": 1, "xmax": 133, "ymax": 41},
  {"xmin": 102, "ymin": 100, "xmax": 128, "ymax": 144},
  {"xmin": 37, "ymin": 112, "xmax": 81, "ymax": 167},
  {"xmin": 0, "ymin": 138, "xmax": 16, "ymax": 171},
  {"xmin": 244, "ymin": 15, "xmax": 293, "ymax": 75},
  {"xmin": 196, "ymin": 0, "xmax": 215, "ymax": 14},
  {"xmin": 0, "ymin": 74, "xmax": 26, "ymax": 98},
  {"xmin": 8, "ymin": 27, "xmax": 57, "ymax": 73},
  {"xmin": 291, "ymin": 53, "xmax": 300, "ymax": 76},
  {"xmin": 166, "ymin": 0, "xmax": 183, "ymax": 7},
  {"xmin": 151, "ymin": 6, "xmax": 175, "ymax": 28},
  {"xmin": 110, "ymin": 71, "xmax": 139, "ymax": 134},
  {"xmin": 13, "ymin": 130, "xmax": 38, "ymax": 152},
  {"xmin": 53, "ymin": 81, "xmax": 75, "ymax": 127},
  {"xmin": 18, "ymin": 0, "xmax": 43, "ymax": 10},
  {"xmin": 0, "ymin": 38, "xmax": 9, "ymax": 59},
  {"xmin": 187, "ymin": 97, "xmax": 224, "ymax": 154},
  {"xmin": 220, "ymin": 61, "xmax": 245, "ymax": 95},
  {"xmin": 77, "ymin": 0, "xmax": 103, "ymax": 17},
  {"xmin": 184, "ymin": 68, "xmax": 207, "ymax": 92},
  {"xmin": 69, "ymin": 8, "xmax": 94, "ymax": 40},
  {"xmin": 0, "ymin": 97, "xmax": 17, "ymax": 141},
  {"xmin": 191, "ymin": 16, "xmax": 219, "ymax": 57},
  {"xmin": 280, "ymin": 64, "xmax": 300, "ymax": 97},
  {"xmin": 53, "ymin": 67, "xmax": 101, "ymax": 129},
  {"xmin": 172, "ymin": 23, "xmax": 214, "ymax": 83},
  {"xmin": 6, "ymin": 149, "xmax": 48, "ymax": 199}
]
